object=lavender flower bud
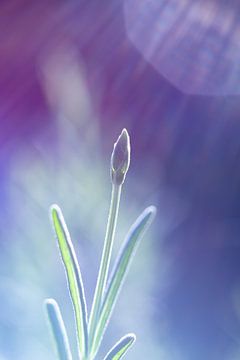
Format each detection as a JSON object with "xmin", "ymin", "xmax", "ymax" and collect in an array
[{"xmin": 111, "ymin": 129, "xmax": 131, "ymax": 185}]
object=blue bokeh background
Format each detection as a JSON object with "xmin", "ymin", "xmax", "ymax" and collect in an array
[{"xmin": 0, "ymin": 1, "xmax": 240, "ymax": 359}]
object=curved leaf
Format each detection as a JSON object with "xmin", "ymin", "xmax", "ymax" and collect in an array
[
  {"xmin": 51, "ymin": 205, "xmax": 88, "ymax": 359},
  {"xmin": 45, "ymin": 298, "xmax": 73, "ymax": 360},
  {"xmin": 103, "ymin": 334, "xmax": 136, "ymax": 360},
  {"xmin": 91, "ymin": 206, "xmax": 156, "ymax": 357}
]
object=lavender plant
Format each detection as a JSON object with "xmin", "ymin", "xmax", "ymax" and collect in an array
[{"xmin": 45, "ymin": 129, "xmax": 156, "ymax": 360}]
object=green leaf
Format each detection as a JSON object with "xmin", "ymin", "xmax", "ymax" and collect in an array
[
  {"xmin": 90, "ymin": 206, "xmax": 156, "ymax": 357},
  {"xmin": 51, "ymin": 205, "xmax": 88, "ymax": 359},
  {"xmin": 103, "ymin": 334, "xmax": 136, "ymax": 360},
  {"xmin": 45, "ymin": 298, "xmax": 73, "ymax": 360}
]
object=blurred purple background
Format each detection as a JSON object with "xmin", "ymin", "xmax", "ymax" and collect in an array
[{"xmin": 1, "ymin": 1, "xmax": 240, "ymax": 359}]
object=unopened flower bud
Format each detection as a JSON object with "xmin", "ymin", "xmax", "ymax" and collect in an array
[{"xmin": 111, "ymin": 128, "xmax": 131, "ymax": 185}]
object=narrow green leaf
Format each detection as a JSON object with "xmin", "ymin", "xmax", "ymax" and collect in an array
[
  {"xmin": 90, "ymin": 206, "xmax": 156, "ymax": 357},
  {"xmin": 103, "ymin": 334, "xmax": 136, "ymax": 360},
  {"xmin": 51, "ymin": 204, "xmax": 88, "ymax": 359},
  {"xmin": 45, "ymin": 298, "xmax": 73, "ymax": 360}
]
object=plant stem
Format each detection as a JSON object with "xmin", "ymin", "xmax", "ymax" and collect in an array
[{"xmin": 88, "ymin": 183, "xmax": 122, "ymax": 351}]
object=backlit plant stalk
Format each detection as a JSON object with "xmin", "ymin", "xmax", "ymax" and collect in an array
[
  {"xmin": 45, "ymin": 129, "xmax": 156, "ymax": 360},
  {"xmin": 88, "ymin": 129, "xmax": 130, "ymax": 348}
]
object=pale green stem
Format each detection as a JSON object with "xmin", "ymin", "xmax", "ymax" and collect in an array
[{"xmin": 88, "ymin": 183, "xmax": 122, "ymax": 349}]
